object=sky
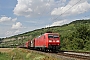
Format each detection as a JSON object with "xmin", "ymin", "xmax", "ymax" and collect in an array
[{"xmin": 0, "ymin": 0, "xmax": 90, "ymax": 38}]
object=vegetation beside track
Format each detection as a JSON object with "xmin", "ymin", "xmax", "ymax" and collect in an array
[
  {"xmin": 0, "ymin": 48, "xmax": 59, "ymax": 60},
  {"xmin": 0, "ymin": 19, "xmax": 90, "ymax": 51}
]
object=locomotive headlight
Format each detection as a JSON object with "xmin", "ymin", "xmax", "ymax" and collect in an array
[
  {"xmin": 49, "ymin": 40, "xmax": 52, "ymax": 42},
  {"xmin": 56, "ymin": 40, "xmax": 59, "ymax": 42}
]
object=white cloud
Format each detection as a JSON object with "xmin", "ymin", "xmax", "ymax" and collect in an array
[
  {"xmin": 0, "ymin": 16, "xmax": 11, "ymax": 22},
  {"xmin": 0, "ymin": 16, "xmax": 17, "ymax": 23},
  {"xmin": 46, "ymin": 20, "xmax": 69, "ymax": 27},
  {"xmin": 5, "ymin": 31, "xmax": 13, "ymax": 36},
  {"xmin": 51, "ymin": 0, "xmax": 90, "ymax": 16},
  {"xmin": 5, "ymin": 22, "xmax": 24, "ymax": 37},
  {"xmin": 62, "ymin": 0, "xmax": 66, "ymax": 2},
  {"xmin": 14, "ymin": 0, "xmax": 90, "ymax": 18},
  {"xmin": 12, "ymin": 18, "xmax": 17, "ymax": 22},
  {"xmin": 12, "ymin": 22, "xmax": 22, "ymax": 29},
  {"xmin": 14, "ymin": 30, "xmax": 20, "ymax": 33},
  {"xmin": 13, "ymin": 0, "xmax": 64, "ymax": 17},
  {"xmin": 5, "ymin": 30, "xmax": 21, "ymax": 37},
  {"xmin": 13, "ymin": 0, "xmax": 37, "ymax": 17},
  {"xmin": 51, "ymin": 20, "xmax": 68, "ymax": 26}
]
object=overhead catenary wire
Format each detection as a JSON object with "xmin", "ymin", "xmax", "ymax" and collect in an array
[
  {"xmin": 38, "ymin": 0, "xmax": 63, "ymax": 21},
  {"xmin": 37, "ymin": 0, "xmax": 82, "ymax": 28},
  {"xmin": 41, "ymin": 0, "xmax": 82, "ymax": 23},
  {"xmin": 52, "ymin": 0, "xmax": 82, "ymax": 21},
  {"xmin": 39, "ymin": 0, "xmax": 62, "ymax": 20}
]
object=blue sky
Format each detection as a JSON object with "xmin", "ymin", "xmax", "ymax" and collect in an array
[{"xmin": 0, "ymin": 0, "xmax": 90, "ymax": 38}]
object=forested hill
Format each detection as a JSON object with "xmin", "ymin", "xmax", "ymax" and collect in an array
[
  {"xmin": 0, "ymin": 19, "xmax": 90, "ymax": 51},
  {"xmin": 69, "ymin": 19, "xmax": 90, "ymax": 25}
]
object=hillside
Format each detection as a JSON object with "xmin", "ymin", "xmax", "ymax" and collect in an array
[{"xmin": 0, "ymin": 19, "xmax": 90, "ymax": 51}]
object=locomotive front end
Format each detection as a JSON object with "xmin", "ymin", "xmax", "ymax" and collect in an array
[{"xmin": 48, "ymin": 33, "xmax": 60, "ymax": 52}]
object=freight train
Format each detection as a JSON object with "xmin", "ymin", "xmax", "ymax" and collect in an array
[{"xmin": 19, "ymin": 32, "xmax": 60, "ymax": 52}]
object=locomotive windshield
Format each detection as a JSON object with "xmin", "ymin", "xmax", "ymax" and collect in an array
[
  {"xmin": 53, "ymin": 34, "xmax": 59, "ymax": 38},
  {"xmin": 48, "ymin": 34, "xmax": 53, "ymax": 38},
  {"xmin": 48, "ymin": 34, "xmax": 59, "ymax": 38}
]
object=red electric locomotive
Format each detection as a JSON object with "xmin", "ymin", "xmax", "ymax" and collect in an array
[
  {"xmin": 21, "ymin": 32, "xmax": 60, "ymax": 52},
  {"xmin": 34, "ymin": 33, "xmax": 60, "ymax": 52}
]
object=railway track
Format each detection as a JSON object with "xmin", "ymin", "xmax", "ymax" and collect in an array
[
  {"xmin": 34, "ymin": 50, "xmax": 90, "ymax": 60},
  {"xmin": 24, "ymin": 48, "xmax": 90, "ymax": 60},
  {"xmin": 57, "ymin": 51, "xmax": 90, "ymax": 60}
]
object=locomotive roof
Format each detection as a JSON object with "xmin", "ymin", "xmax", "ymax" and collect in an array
[
  {"xmin": 44, "ymin": 33, "xmax": 59, "ymax": 35},
  {"xmin": 35, "ymin": 33, "xmax": 59, "ymax": 39}
]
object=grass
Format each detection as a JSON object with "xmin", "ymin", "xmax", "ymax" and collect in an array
[
  {"xmin": 0, "ymin": 48, "xmax": 59, "ymax": 60},
  {"xmin": 0, "ymin": 52, "xmax": 11, "ymax": 60}
]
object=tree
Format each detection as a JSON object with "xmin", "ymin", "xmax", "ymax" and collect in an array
[
  {"xmin": 74, "ymin": 24, "xmax": 90, "ymax": 40},
  {"xmin": 72, "ymin": 24, "xmax": 90, "ymax": 50}
]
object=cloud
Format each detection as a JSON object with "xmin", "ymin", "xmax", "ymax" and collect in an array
[
  {"xmin": 12, "ymin": 18, "xmax": 17, "ymax": 22},
  {"xmin": 0, "ymin": 16, "xmax": 17, "ymax": 23},
  {"xmin": 13, "ymin": 0, "xmax": 64, "ymax": 17},
  {"xmin": 46, "ymin": 19, "xmax": 69, "ymax": 27},
  {"xmin": 51, "ymin": 0, "xmax": 90, "ymax": 16},
  {"xmin": 0, "ymin": 16, "xmax": 11, "ymax": 22},
  {"xmin": 5, "ymin": 22, "xmax": 24, "ymax": 37},
  {"xmin": 5, "ymin": 30, "xmax": 21, "ymax": 37},
  {"xmin": 13, "ymin": 0, "xmax": 36, "ymax": 17},
  {"xmin": 14, "ymin": 30, "xmax": 20, "ymax": 33},
  {"xmin": 55, "ymin": 0, "xmax": 66, "ymax": 3},
  {"xmin": 5, "ymin": 31, "xmax": 13, "ymax": 36},
  {"xmin": 13, "ymin": 0, "xmax": 90, "ymax": 18},
  {"xmin": 12, "ymin": 22, "xmax": 22, "ymax": 29}
]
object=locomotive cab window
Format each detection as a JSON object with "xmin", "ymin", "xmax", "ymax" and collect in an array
[
  {"xmin": 54, "ymin": 34, "xmax": 59, "ymax": 38},
  {"xmin": 48, "ymin": 34, "xmax": 53, "ymax": 38}
]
